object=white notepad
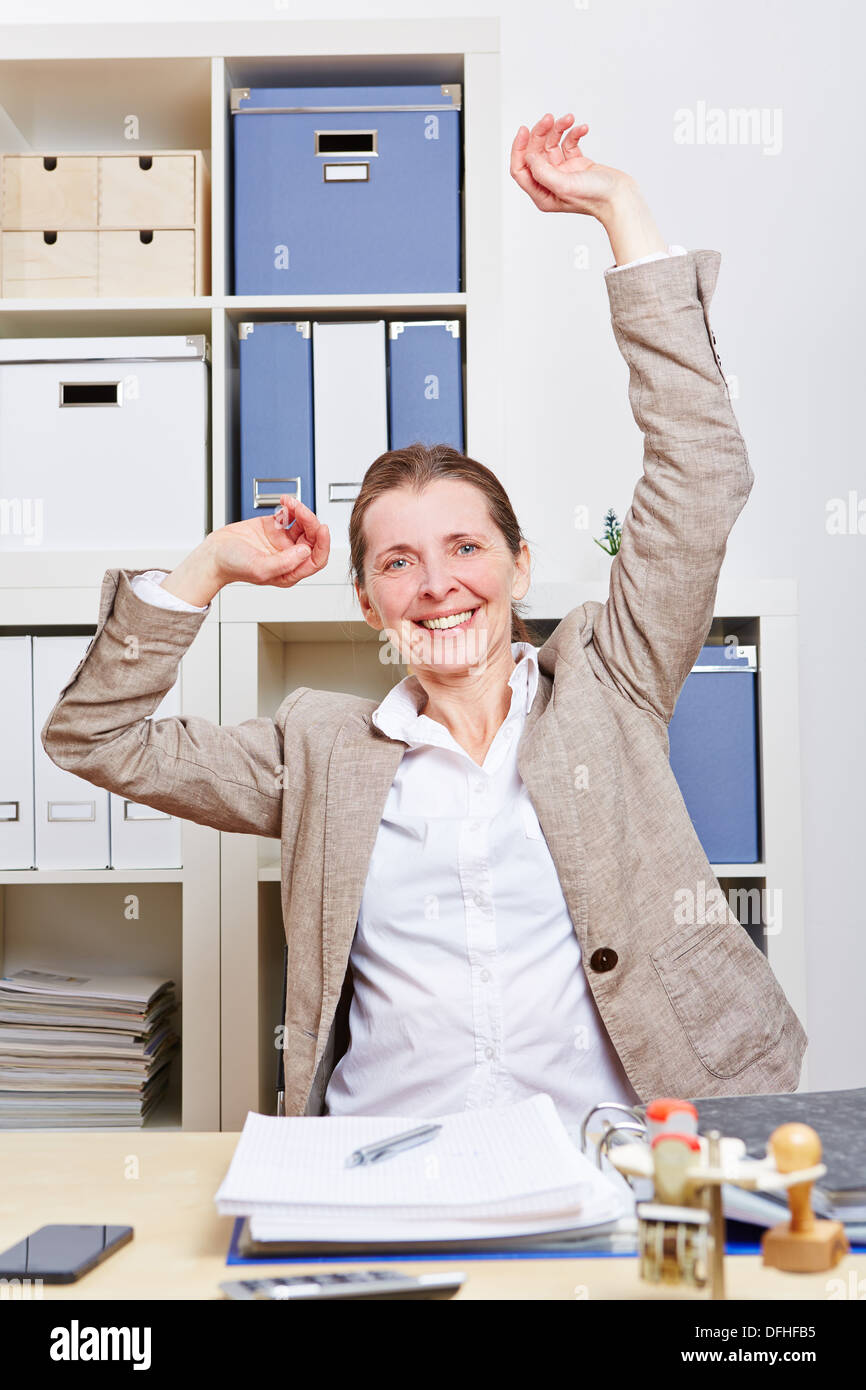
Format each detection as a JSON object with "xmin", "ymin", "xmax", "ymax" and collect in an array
[{"xmin": 215, "ymin": 1092, "xmax": 634, "ymax": 1243}]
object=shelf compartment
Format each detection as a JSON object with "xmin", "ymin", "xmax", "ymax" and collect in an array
[
  {"xmin": 0, "ymin": 57, "xmax": 211, "ymax": 157},
  {"xmin": 0, "ymin": 880, "xmax": 184, "ymax": 1132}
]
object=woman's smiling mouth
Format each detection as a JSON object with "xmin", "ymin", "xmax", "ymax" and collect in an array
[{"xmin": 413, "ymin": 606, "xmax": 481, "ymax": 632}]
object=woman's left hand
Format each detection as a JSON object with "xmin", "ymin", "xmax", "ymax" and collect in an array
[{"xmin": 510, "ymin": 113, "xmax": 631, "ymax": 217}]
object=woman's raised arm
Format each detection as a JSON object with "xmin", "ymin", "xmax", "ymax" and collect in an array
[
  {"xmin": 40, "ymin": 497, "xmax": 330, "ymax": 836},
  {"xmin": 511, "ymin": 114, "xmax": 754, "ymax": 724}
]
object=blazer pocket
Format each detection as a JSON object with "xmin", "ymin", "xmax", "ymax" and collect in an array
[{"xmin": 651, "ymin": 918, "xmax": 787, "ymax": 1078}]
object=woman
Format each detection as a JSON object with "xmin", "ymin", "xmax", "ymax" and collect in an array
[{"xmin": 42, "ymin": 114, "xmax": 806, "ymax": 1125}]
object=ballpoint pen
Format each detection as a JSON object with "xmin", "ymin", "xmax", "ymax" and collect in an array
[{"xmin": 345, "ymin": 1122, "xmax": 443, "ymax": 1168}]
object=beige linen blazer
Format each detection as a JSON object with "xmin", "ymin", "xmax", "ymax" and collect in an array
[{"xmin": 41, "ymin": 249, "xmax": 807, "ymax": 1117}]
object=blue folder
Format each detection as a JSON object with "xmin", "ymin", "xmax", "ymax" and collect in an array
[
  {"xmin": 387, "ymin": 319, "xmax": 465, "ymax": 452},
  {"xmin": 238, "ymin": 320, "xmax": 314, "ymax": 523},
  {"xmin": 667, "ymin": 644, "xmax": 760, "ymax": 863}
]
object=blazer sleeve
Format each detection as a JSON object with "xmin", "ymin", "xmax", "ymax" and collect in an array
[
  {"xmin": 40, "ymin": 567, "xmax": 296, "ymax": 838},
  {"xmin": 586, "ymin": 248, "xmax": 755, "ymax": 725}
]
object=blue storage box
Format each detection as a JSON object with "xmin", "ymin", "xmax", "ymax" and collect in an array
[
  {"xmin": 238, "ymin": 320, "xmax": 314, "ymax": 522},
  {"xmin": 667, "ymin": 644, "xmax": 760, "ymax": 863},
  {"xmin": 387, "ymin": 319, "xmax": 464, "ymax": 452},
  {"xmin": 231, "ymin": 84, "xmax": 462, "ymax": 294}
]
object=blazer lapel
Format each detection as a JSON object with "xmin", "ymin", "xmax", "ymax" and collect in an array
[
  {"xmin": 516, "ymin": 657, "xmax": 592, "ymax": 952},
  {"xmin": 319, "ymin": 711, "xmax": 406, "ymax": 1049}
]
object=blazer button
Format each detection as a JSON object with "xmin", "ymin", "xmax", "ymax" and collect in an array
[{"xmin": 589, "ymin": 948, "xmax": 618, "ymax": 973}]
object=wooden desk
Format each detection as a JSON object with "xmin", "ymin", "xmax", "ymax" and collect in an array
[{"xmin": 1, "ymin": 1131, "xmax": 863, "ymax": 1301}]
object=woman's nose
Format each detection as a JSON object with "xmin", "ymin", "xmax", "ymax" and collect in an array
[{"xmin": 417, "ymin": 565, "xmax": 457, "ymax": 597}]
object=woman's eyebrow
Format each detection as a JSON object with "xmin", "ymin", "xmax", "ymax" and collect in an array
[{"xmin": 373, "ymin": 532, "xmax": 484, "ymax": 564}]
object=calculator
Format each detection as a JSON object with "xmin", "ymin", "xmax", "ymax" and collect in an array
[{"xmin": 220, "ymin": 1269, "xmax": 465, "ymax": 1300}]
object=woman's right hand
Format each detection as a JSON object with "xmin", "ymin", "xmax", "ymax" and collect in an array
[{"xmin": 208, "ymin": 494, "xmax": 330, "ymax": 589}]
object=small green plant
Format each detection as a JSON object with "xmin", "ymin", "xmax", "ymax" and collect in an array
[{"xmin": 594, "ymin": 508, "xmax": 622, "ymax": 556}]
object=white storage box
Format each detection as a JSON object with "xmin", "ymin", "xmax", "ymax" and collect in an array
[
  {"xmin": 0, "ymin": 635, "xmax": 36, "ymax": 870},
  {"xmin": 0, "ymin": 335, "xmax": 210, "ymax": 552}
]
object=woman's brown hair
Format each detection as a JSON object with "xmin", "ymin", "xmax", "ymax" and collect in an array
[{"xmin": 347, "ymin": 441, "xmax": 537, "ymax": 644}]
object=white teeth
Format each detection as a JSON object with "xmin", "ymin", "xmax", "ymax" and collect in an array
[{"xmin": 419, "ymin": 609, "xmax": 476, "ymax": 630}]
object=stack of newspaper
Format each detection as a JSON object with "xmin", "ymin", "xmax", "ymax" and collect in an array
[{"xmin": 0, "ymin": 966, "xmax": 179, "ymax": 1129}]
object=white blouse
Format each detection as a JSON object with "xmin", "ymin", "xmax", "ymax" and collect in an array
[{"xmin": 322, "ymin": 642, "xmax": 640, "ymax": 1125}]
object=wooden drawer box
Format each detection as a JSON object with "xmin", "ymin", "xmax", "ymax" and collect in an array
[
  {"xmin": 98, "ymin": 229, "xmax": 196, "ymax": 296},
  {"xmin": 98, "ymin": 154, "xmax": 197, "ymax": 228},
  {"xmin": 1, "ymin": 155, "xmax": 98, "ymax": 229},
  {"xmin": 0, "ymin": 150, "xmax": 210, "ymax": 295},
  {"xmin": 0, "ymin": 230, "xmax": 98, "ymax": 296}
]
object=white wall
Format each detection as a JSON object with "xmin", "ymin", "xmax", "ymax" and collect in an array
[{"xmin": 2, "ymin": 0, "xmax": 862, "ymax": 1091}]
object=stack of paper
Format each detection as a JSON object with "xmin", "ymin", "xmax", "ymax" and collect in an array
[
  {"xmin": 215, "ymin": 1093, "xmax": 635, "ymax": 1244},
  {"xmin": 0, "ymin": 966, "xmax": 179, "ymax": 1129},
  {"xmin": 722, "ymin": 1184, "xmax": 866, "ymax": 1246}
]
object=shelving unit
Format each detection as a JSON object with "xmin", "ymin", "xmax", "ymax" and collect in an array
[
  {"xmin": 0, "ymin": 598, "xmax": 221, "ymax": 1131},
  {"xmin": 0, "ymin": 18, "xmax": 808, "ymax": 1132}
]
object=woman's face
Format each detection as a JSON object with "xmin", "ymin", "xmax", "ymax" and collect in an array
[{"xmin": 356, "ymin": 479, "xmax": 530, "ymax": 674}]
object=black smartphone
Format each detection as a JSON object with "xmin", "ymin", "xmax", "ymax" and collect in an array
[{"xmin": 0, "ymin": 1224, "xmax": 133, "ymax": 1283}]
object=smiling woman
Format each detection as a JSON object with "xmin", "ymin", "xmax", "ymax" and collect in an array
[{"xmin": 39, "ymin": 112, "xmax": 807, "ymax": 1125}]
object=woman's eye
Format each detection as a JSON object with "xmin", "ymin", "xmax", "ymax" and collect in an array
[
  {"xmin": 458, "ymin": 543, "xmax": 477, "ymax": 555},
  {"xmin": 387, "ymin": 557, "xmax": 407, "ymax": 570}
]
